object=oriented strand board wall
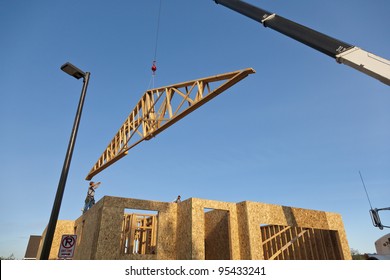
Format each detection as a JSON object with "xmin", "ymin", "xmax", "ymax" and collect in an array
[
  {"xmin": 237, "ymin": 201, "xmax": 351, "ymax": 260},
  {"xmin": 73, "ymin": 199, "xmax": 104, "ymax": 259},
  {"xmin": 260, "ymin": 225, "xmax": 343, "ymax": 259},
  {"xmin": 176, "ymin": 199, "xmax": 193, "ymax": 259},
  {"xmin": 74, "ymin": 196, "xmax": 178, "ymax": 260},
  {"xmin": 36, "ymin": 220, "xmax": 75, "ymax": 260},
  {"xmin": 187, "ymin": 198, "xmax": 243, "ymax": 260},
  {"xmin": 41, "ymin": 196, "xmax": 351, "ymax": 260}
]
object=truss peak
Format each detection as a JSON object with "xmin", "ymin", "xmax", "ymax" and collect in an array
[{"xmin": 86, "ymin": 68, "xmax": 255, "ymax": 180}]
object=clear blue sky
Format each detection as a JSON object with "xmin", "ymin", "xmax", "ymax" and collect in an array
[{"xmin": 0, "ymin": 0, "xmax": 389, "ymax": 259}]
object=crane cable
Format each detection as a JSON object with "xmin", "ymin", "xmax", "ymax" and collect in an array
[
  {"xmin": 359, "ymin": 171, "xmax": 373, "ymax": 210},
  {"xmin": 149, "ymin": 0, "xmax": 163, "ymax": 89}
]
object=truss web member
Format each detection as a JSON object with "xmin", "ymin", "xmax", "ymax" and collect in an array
[{"xmin": 83, "ymin": 181, "xmax": 101, "ymax": 214}]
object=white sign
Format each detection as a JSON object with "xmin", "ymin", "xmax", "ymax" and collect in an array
[{"xmin": 58, "ymin": 235, "xmax": 77, "ymax": 259}]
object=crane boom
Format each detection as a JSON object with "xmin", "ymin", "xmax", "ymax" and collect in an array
[
  {"xmin": 214, "ymin": 0, "xmax": 390, "ymax": 86},
  {"xmin": 86, "ymin": 68, "xmax": 255, "ymax": 180}
]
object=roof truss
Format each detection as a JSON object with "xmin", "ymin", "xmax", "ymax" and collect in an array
[{"xmin": 86, "ymin": 68, "xmax": 255, "ymax": 180}]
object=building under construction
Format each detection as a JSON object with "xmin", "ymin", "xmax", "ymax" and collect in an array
[{"xmin": 36, "ymin": 196, "xmax": 351, "ymax": 260}]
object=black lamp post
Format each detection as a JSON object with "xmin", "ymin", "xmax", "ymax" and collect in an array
[{"xmin": 40, "ymin": 62, "xmax": 90, "ymax": 260}]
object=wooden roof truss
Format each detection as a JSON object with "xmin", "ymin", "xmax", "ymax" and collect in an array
[{"xmin": 86, "ymin": 68, "xmax": 255, "ymax": 180}]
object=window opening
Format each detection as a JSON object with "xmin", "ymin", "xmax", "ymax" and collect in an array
[
  {"xmin": 259, "ymin": 224, "xmax": 342, "ymax": 260},
  {"xmin": 121, "ymin": 209, "xmax": 158, "ymax": 255}
]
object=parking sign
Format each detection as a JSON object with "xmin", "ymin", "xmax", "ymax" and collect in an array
[{"xmin": 58, "ymin": 235, "xmax": 77, "ymax": 259}]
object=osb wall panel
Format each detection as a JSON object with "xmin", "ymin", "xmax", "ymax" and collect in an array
[
  {"xmin": 37, "ymin": 220, "xmax": 75, "ymax": 260},
  {"xmin": 91, "ymin": 196, "xmax": 178, "ymax": 260},
  {"xmin": 155, "ymin": 202, "xmax": 177, "ymax": 260},
  {"xmin": 260, "ymin": 225, "xmax": 343, "ymax": 260},
  {"xmin": 45, "ymin": 196, "xmax": 351, "ymax": 260},
  {"xmin": 190, "ymin": 198, "xmax": 241, "ymax": 260},
  {"xmin": 73, "ymin": 199, "xmax": 104, "ymax": 260},
  {"xmin": 94, "ymin": 197, "xmax": 124, "ymax": 259},
  {"xmin": 236, "ymin": 202, "xmax": 257, "ymax": 259},
  {"xmin": 176, "ymin": 199, "xmax": 193, "ymax": 259},
  {"xmin": 242, "ymin": 201, "xmax": 351, "ymax": 260},
  {"xmin": 191, "ymin": 198, "xmax": 206, "ymax": 260}
]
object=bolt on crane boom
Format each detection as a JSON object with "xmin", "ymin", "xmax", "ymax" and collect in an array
[{"xmin": 214, "ymin": 0, "xmax": 390, "ymax": 86}]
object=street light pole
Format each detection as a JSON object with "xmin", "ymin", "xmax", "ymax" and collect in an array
[{"xmin": 40, "ymin": 63, "xmax": 90, "ymax": 260}]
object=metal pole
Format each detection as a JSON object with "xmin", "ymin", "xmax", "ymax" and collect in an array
[{"xmin": 40, "ymin": 72, "xmax": 90, "ymax": 260}]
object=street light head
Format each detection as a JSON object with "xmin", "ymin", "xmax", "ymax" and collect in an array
[{"xmin": 61, "ymin": 62, "xmax": 86, "ymax": 79}]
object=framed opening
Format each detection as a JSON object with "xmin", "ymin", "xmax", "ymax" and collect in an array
[
  {"xmin": 260, "ymin": 224, "xmax": 342, "ymax": 260},
  {"xmin": 204, "ymin": 208, "xmax": 231, "ymax": 260},
  {"xmin": 121, "ymin": 209, "xmax": 158, "ymax": 255}
]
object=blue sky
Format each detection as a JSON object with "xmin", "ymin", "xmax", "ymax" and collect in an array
[{"xmin": 0, "ymin": 0, "xmax": 389, "ymax": 259}]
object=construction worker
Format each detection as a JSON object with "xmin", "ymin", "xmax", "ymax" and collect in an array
[{"xmin": 82, "ymin": 181, "xmax": 101, "ymax": 214}]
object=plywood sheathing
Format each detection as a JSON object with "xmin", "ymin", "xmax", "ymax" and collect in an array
[
  {"xmin": 38, "ymin": 196, "xmax": 351, "ymax": 260},
  {"xmin": 176, "ymin": 199, "xmax": 192, "ymax": 259},
  {"xmin": 36, "ymin": 220, "xmax": 74, "ymax": 260},
  {"xmin": 72, "ymin": 198, "xmax": 104, "ymax": 259},
  {"xmin": 73, "ymin": 196, "xmax": 178, "ymax": 260},
  {"xmin": 189, "ymin": 198, "xmax": 241, "ymax": 260},
  {"xmin": 237, "ymin": 201, "xmax": 351, "ymax": 260}
]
